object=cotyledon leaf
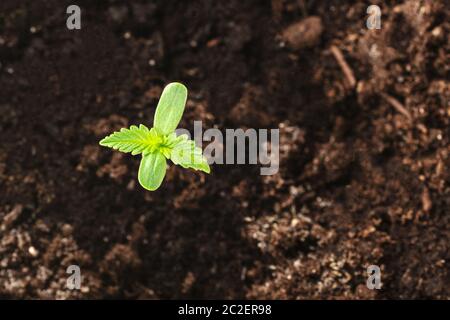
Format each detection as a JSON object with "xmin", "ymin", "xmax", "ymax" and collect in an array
[
  {"xmin": 153, "ymin": 82, "xmax": 188, "ymax": 135},
  {"xmin": 138, "ymin": 152, "xmax": 167, "ymax": 191}
]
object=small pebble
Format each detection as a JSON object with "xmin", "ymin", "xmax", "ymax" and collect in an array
[
  {"xmin": 61, "ymin": 224, "xmax": 74, "ymax": 236},
  {"xmin": 28, "ymin": 246, "xmax": 39, "ymax": 257},
  {"xmin": 281, "ymin": 16, "xmax": 323, "ymax": 50}
]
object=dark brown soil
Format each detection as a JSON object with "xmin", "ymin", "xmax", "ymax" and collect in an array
[{"xmin": 0, "ymin": 0, "xmax": 449, "ymax": 299}]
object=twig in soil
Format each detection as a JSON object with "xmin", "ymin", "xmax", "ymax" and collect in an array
[
  {"xmin": 330, "ymin": 45, "xmax": 356, "ymax": 88},
  {"xmin": 380, "ymin": 92, "xmax": 412, "ymax": 121}
]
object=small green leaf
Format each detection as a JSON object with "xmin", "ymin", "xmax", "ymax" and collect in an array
[
  {"xmin": 99, "ymin": 125, "xmax": 161, "ymax": 156},
  {"xmin": 138, "ymin": 152, "xmax": 167, "ymax": 191},
  {"xmin": 154, "ymin": 82, "xmax": 188, "ymax": 135},
  {"xmin": 170, "ymin": 139, "xmax": 210, "ymax": 173}
]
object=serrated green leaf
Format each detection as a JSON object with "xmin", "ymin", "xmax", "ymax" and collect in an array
[
  {"xmin": 99, "ymin": 125, "xmax": 161, "ymax": 156},
  {"xmin": 170, "ymin": 139, "xmax": 210, "ymax": 173},
  {"xmin": 138, "ymin": 152, "xmax": 167, "ymax": 191},
  {"xmin": 164, "ymin": 133, "xmax": 189, "ymax": 151},
  {"xmin": 154, "ymin": 82, "xmax": 187, "ymax": 135}
]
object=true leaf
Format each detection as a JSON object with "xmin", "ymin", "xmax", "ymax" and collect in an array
[
  {"xmin": 170, "ymin": 139, "xmax": 210, "ymax": 173},
  {"xmin": 99, "ymin": 125, "xmax": 160, "ymax": 156}
]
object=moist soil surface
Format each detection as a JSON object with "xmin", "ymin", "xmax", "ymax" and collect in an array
[{"xmin": 0, "ymin": 0, "xmax": 449, "ymax": 299}]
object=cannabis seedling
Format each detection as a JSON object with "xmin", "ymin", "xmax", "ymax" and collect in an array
[{"xmin": 99, "ymin": 82, "xmax": 210, "ymax": 191}]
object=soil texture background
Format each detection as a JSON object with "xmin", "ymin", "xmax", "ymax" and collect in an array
[{"xmin": 0, "ymin": 0, "xmax": 449, "ymax": 299}]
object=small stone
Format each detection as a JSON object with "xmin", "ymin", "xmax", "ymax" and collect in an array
[
  {"xmin": 431, "ymin": 27, "xmax": 442, "ymax": 37},
  {"xmin": 28, "ymin": 246, "xmax": 39, "ymax": 257},
  {"xmin": 281, "ymin": 16, "xmax": 323, "ymax": 50},
  {"xmin": 61, "ymin": 224, "xmax": 74, "ymax": 236}
]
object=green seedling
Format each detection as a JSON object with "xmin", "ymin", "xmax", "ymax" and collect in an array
[{"xmin": 99, "ymin": 82, "xmax": 210, "ymax": 191}]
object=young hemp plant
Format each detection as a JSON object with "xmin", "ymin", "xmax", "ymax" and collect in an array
[{"xmin": 99, "ymin": 82, "xmax": 210, "ymax": 191}]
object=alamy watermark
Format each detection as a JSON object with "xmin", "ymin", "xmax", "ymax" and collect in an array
[
  {"xmin": 176, "ymin": 121, "xmax": 279, "ymax": 175},
  {"xmin": 66, "ymin": 5, "xmax": 81, "ymax": 30},
  {"xmin": 366, "ymin": 5, "xmax": 381, "ymax": 30},
  {"xmin": 66, "ymin": 265, "xmax": 81, "ymax": 290},
  {"xmin": 366, "ymin": 265, "xmax": 382, "ymax": 290}
]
